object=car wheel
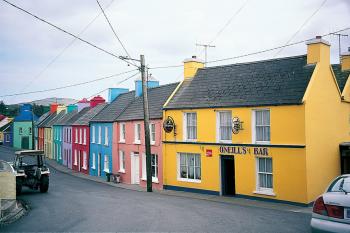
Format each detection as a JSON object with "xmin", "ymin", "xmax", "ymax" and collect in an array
[{"xmin": 40, "ymin": 176, "xmax": 49, "ymax": 193}]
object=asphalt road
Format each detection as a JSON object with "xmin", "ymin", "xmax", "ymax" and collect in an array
[{"xmin": 0, "ymin": 146, "xmax": 311, "ymax": 232}]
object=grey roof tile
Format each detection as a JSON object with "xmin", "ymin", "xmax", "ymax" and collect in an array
[
  {"xmin": 35, "ymin": 112, "xmax": 51, "ymax": 127},
  {"xmin": 54, "ymin": 110, "xmax": 78, "ymax": 126},
  {"xmin": 46, "ymin": 111, "xmax": 67, "ymax": 127},
  {"xmin": 164, "ymin": 55, "xmax": 315, "ymax": 109},
  {"xmin": 39, "ymin": 113, "xmax": 57, "ymax": 127},
  {"xmin": 72, "ymin": 103, "xmax": 108, "ymax": 126},
  {"xmin": 91, "ymin": 91, "xmax": 136, "ymax": 122},
  {"xmin": 117, "ymin": 83, "xmax": 179, "ymax": 121},
  {"xmin": 332, "ymin": 64, "xmax": 350, "ymax": 92}
]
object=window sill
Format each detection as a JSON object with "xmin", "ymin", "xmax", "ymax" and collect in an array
[
  {"xmin": 104, "ymin": 170, "xmax": 110, "ymax": 173},
  {"xmin": 104, "ymin": 144, "xmax": 109, "ymax": 147},
  {"xmin": 184, "ymin": 139, "xmax": 197, "ymax": 142},
  {"xmin": 177, "ymin": 178, "xmax": 201, "ymax": 183},
  {"xmin": 134, "ymin": 141, "xmax": 141, "ymax": 145},
  {"xmin": 119, "ymin": 140, "xmax": 125, "ymax": 144},
  {"xmin": 118, "ymin": 169, "xmax": 125, "ymax": 173},
  {"xmin": 254, "ymin": 141, "xmax": 271, "ymax": 145},
  {"xmin": 92, "ymin": 167, "xmax": 96, "ymax": 170},
  {"xmin": 253, "ymin": 190, "xmax": 275, "ymax": 196},
  {"xmin": 141, "ymin": 177, "xmax": 159, "ymax": 183},
  {"xmin": 218, "ymin": 140, "xmax": 232, "ymax": 144},
  {"xmin": 150, "ymin": 141, "xmax": 156, "ymax": 146}
]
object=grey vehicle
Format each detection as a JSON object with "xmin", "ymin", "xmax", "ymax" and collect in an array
[
  {"xmin": 311, "ymin": 174, "xmax": 350, "ymax": 233},
  {"xmin": 12, "ymin": 150, "xmax": 50, "ymax": 195}
]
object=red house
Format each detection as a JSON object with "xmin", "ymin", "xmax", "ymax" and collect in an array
[{"xmin": 71, "ymin": 96, "xmax": 107, "ymax": 174}]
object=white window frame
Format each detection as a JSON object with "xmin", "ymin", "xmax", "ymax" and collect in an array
[
  {"xmin": 183, "ymin": 112, "xmax": 197, "ymax": 141},
  {"xmin": 92, "ymin": 126, "xmax": 96, "ymax": 143},
  {"xmin": 119, "ymin": 150, "xmax": 125, "ymax": 173},
  {"xmin": 75, "ymin": 128, "xmax": 78, "ymax": 143},
  {"xmin": 216, "ymin": 111, "xmax": 232, "ymax": 143},
  {"xmin": 74, "ymin": 150, "xmax": 78, "ymax": 166},
  {"xmin": 104, "ymin": 155, "xmax": 110, "ymax": 173},
  {"xmin": 252, "ymin": 109, "xmax": 271, "ymax": 144},
  {"xmin": 177, "ymin": 153, "xmax": 201, "ymax": 183},
  {"xmin": 83, "ymin": 128, "xmax": 86, "ymax": 145},
  {"xmin": 134, "ymin": 123, "xmax": 141, "ymax": 144},
  {"xmin": 119, "ymin": 123, "xmax": 126, "ymax": 143},
  {"xmin": 104, "ymin": 126, "xmax": 108, "ymax": 146},
  {"xmin": 98, "ymin": 126, "xmax": 102, "ymax": 144},
  {"xmin": 254, "ymin": 157, "xmax": 275, "ymax": 196},
  {"xmin": 142, "ymin": 153, "xmax": 159, "ymax": 183},
  {"xmin": 19, "ymin": 127, "xmax": 23, "ymax": 135},
  {"xmin": 79, "ymin": 128, "xmax": 82, "ymax": 144},
  {"xmin": 150, "ymin": 123, "xmax": 156, "ymax": 145},
  {"xmin": 92, "ymin": 153, "xmax": 96, "ymax": 169},
  {"xmin": 82, "ymin": 151, "xmax": 87, "ymax": 170}
]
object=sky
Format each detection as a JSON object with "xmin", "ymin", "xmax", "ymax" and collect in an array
[{"xmin": 0, "ymin": 0, "xmax": 349, "ymax": 104}]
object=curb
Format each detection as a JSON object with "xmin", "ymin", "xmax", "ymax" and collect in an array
[
  {"xmin": 46, "ymin": 159, "xmax": 312, "ymax": 214},
  {"xmin": 0, "ymin": 200, "xmax": 28, "ymax": 226}
]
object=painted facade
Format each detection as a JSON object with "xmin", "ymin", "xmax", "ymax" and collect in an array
[
  {"xmin": 13, "ymin": 104, "xmax": 37, "ymax": 149},
  {"xmin": 53, "ymin": 125, "xmax": 63, "ymax": 163},
  {"xmin": 3, "ymin": 123, "xmax": 13, "ymax": 147},
  {"xmin": 162, "ymin": 38, "xmax": 350, "ymax": 205},
  {"xmin": 0, "ymin": 117, "xmax": 12, "ymax": 144}
]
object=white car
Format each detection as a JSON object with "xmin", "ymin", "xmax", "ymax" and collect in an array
[{"xmin": 311, "ymin": 174, "xmax": 350, "ymax": 233}]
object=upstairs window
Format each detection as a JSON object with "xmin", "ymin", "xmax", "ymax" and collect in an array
[
  {"xmin": 29, "ymin": 127, "xmax": 32, "ymax": 135},
  {"xmin": 79, "ymin": 128, "xmax": 82, "ymax": 144},
  {"xmin": 19, "ymin": 127, "xmax": 23, "ymax": 135},
  {"xmin": 184, "ymin": 113, "xmax": 197, "ymax": 141},
  {"xmin": 134, "ymin": 123, "xmax": 141, "ymax": 144},
  {"xmin": 75, "ymin": 129, "xmax": 78, "ymax": 143},
  {"xmin": 83, "ymin": 128, "xmax": 86, "ymax": 145},
  {"xmin": 92, "ymin": 126, "xmax": 96, "ymax": 143},
  {"xmin": 217, "ymin": 111, "xmax": 232, "ymax": 142},
  {"xmin": 98, "ymin": 126, "xmax": 102, "ymax": 144},
  {"xmin": 119, "ymin": 123, "xmax": 126, "ymax": 142},
  {"xmin": 104, "ymin": 127, "xmax": 108, "ymax": 146},
  {"xmin": 150, "ymin": 123, "xmax": 156, "ymax": 145},
  {"xmin": 254, "ymin": 110, "xmax": 270, "ymax": 143}
]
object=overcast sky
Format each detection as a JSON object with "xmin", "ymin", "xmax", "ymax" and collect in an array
[{"xmin": 1, "ymin": 0, "xmax": 349, "ymax": 104}]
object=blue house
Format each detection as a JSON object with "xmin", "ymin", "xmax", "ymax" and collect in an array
[
  {"xmin": 13, "ymin": 104, "xmax": 38, "ymax": 149},
  {"xmin": 89, "ymin": 88, "xmax": 132, "ymax": 178},
  {"xmin": 1, "ymin": 122, "xmax": 13, "ymax": 147}
]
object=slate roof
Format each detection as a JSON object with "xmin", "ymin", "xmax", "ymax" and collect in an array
[
  {"xmin": 117, "ymin": 83, "xmax": 179, "ymax": 121},
  {"xmin": 91, "ymin": 91, "xmax": 136, "ymax": 122},
  {"xmin": 46, "ymin": 111, "xmax": 67, "ymax": 127},
  {"xmin": 64, "ymin": 107, "xmax": 90, "ymax": 125},
  {"xmin": 54, "ymin": 110, "xmax": 78, "ymax": 126},
  {"xmin": 164, "ymin": 55, "xmax": 316, "ymax": 109},
  {"xmin": 35, "ymin": 112, "xmax": 51, "ymax": 127},
  {"xmin": 0, "ymin": 121, "xmax": 12, "ymax": 132},
  {"xmin": 332, "ymin": 64, "xmax": 350, "ymax": 92},
  {"xmin": 72, "ymin": 103, "xmax": 108, "ymax": 126},
  {"xmin": 38, "ymin": 113, "xmax": 57, "ymax": 128}
]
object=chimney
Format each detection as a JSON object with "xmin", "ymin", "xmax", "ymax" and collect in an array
[
  {"xmin": 56, "ymin": 105, "xmax": 66, "ymax": 113},
  {"xmin": 90, "ymin": 95, "xmax": 106, "ymax": 108},
  {"xmin": 77, "ymin": 98, "xmax": 90, "ymax": 112},
  {"xmin": 341, "ymin": 47, "xmax": 350, "ymax": 71},
  {"xmin": 67, "ymin": 104, "xmax": 78, "ymax": 113},
  {"xmin": 135, "ymin": 76, "xmax": 159, "ymax": 97},
  {"xmin": 108, "ymin": 88, "xmax": 129, "ymax": 102},
  {"xmin": 50, "ymin": 103, "xmax": 58, "ymax": 113},
  {"xmin": 306, "ymin": 36, "xmax": 330, "ymax": 65},
  {"xmin": 183, "ymin": 55, "xmax": 204, "ymax": 79}
]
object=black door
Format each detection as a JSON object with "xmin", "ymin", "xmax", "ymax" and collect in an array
[
  {"xmin": 221, "ymin": 156, "xmax": 235, "ymax": 196},
  {"xmin": 21, "ymin": 136, "xmax": 29, "ymax": 149}
]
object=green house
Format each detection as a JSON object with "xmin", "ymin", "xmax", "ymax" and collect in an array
[{"xmin": 13, "ymin": 104, "xmax": 38, "ymax": 149}]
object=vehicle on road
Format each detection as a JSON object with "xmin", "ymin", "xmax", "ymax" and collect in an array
[
  {"xmin": 311, "ymin": 174, "xmax": 350, "ymax": 233},
  {"xmin": 12, "ymin": 150, "xmax": 50, "ymax": 195}
]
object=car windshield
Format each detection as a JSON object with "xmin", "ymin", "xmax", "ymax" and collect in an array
[
  {"xmin": 16, "ymin": 155, "xmax": 41, "ymax": 167},
  {"xmin": 328, "ymin": 176, "xmax": 350, "ymax": 193}
]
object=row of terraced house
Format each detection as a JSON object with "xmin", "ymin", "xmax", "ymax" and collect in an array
[{"xmin": 2, "ymin": 37, "xmax": 349, "ymax": 206}]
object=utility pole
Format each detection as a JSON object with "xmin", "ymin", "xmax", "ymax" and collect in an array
[
  {"xmin": 332, "ymin": 33, "xmax": 348, "ymax": 63},
  {"xmin": 140, "ymin": 55, "xmax": 152, "ymax": 192},
  {"xmin": 196, "ymin": 43, "xmax": 216, "ymax": 66}
]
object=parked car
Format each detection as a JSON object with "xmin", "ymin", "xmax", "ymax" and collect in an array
[
  {"xmin": 12, "ymin": 150, "xmax": 50, "ymax": 195},
  {"xmin": 311, "ymin": 174, "xmax": 350, "ymax": 233}
]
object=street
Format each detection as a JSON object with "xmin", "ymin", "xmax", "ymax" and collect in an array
[{"xmin": 0, "ymin": 146, "xmax": 311, "ymax": 232}]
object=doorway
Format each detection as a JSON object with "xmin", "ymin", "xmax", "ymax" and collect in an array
[
  {"xmin": 21, "ymin": 136, "xmax": 29, "ymax": 149},
  {"xmin": 221, "ymin": 155, "xmax": 236, "ymax": 196},
  {"xmin": 131, "ymin": 152, "xmax": 140, "ymax": 184}
]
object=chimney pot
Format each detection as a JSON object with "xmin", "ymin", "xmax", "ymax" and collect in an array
[
  {"xmin": 316, "ymin": 35, "xmax": 322, "ymax": 39},
  {"xmin": 192, "ymin": 55, "xmax": 197, "ymax": 59}
]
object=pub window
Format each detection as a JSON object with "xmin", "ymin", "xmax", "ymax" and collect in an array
[
  {"xmin": 218, "ymin": 111, "xmax": 232, "ymax": 142},
  {"xmin": 184, "ymin": 112, "xmax": 197, "ymax": 141},
  {"xmin": 256, "ymin": 157, "xmax": 273, "ymax": 191},
  {"xmin": 254, "ymin": 109, "xmax": 270, "ymax": 143},
  {"xmin": 178, "ymin": 153, "xmax": 201, "ymax": 181}
]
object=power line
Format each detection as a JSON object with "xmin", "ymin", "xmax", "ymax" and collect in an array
[
  {"xmin": 149, "ymin": 27, "xmax": 350, "ymax": 69},
  {"xmin": 96, "ymin": 0, "xmax": 136, "ymax": 66},
  {"xmin": 1, "ymin": 0, "xmax": 138, "ymax": 68},
  {"xmin": 274, "ymin": 0, "xmax": 328, "ymax": 57},
  {"xmin": 9, "ymin": 0, "xmax": 116, "ymax": 103},
  {"xmin": 0, "ymin": 69, "xmax": 138, "ymax": 98}
]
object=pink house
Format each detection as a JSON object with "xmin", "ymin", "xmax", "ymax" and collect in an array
[{"xmin": 112, "ymin": 83, "xmax": 179, "ymax": 190}]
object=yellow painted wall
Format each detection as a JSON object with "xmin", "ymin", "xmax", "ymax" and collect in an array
[
  {"xmin": 304, "ymin": 62, "xmax": 350, "ymax": 202},
  {"xmin": 163, "ymin": 105, "xmax": 309, "ymax": 203},
  {"xmin": 44, "ymin": 128, "xmax": 52, "ymax": 159},
  {"xmin": 341, "ymin": 55, "xmax": 350, "ymax": 71}
]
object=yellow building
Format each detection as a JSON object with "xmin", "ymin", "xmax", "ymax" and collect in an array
[{"xmin": 162, "ymin": 38, "xmax": 350, "ymax": 205}]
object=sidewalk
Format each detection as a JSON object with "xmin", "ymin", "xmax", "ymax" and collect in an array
[{"xmin": 46, "ymin": 159, "xmax": 312, "ymax": 214}]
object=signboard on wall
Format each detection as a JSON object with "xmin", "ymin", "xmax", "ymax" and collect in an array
[{"xmin": 219, "ymin": 146, "xmax": 269, "ymax": 156}]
